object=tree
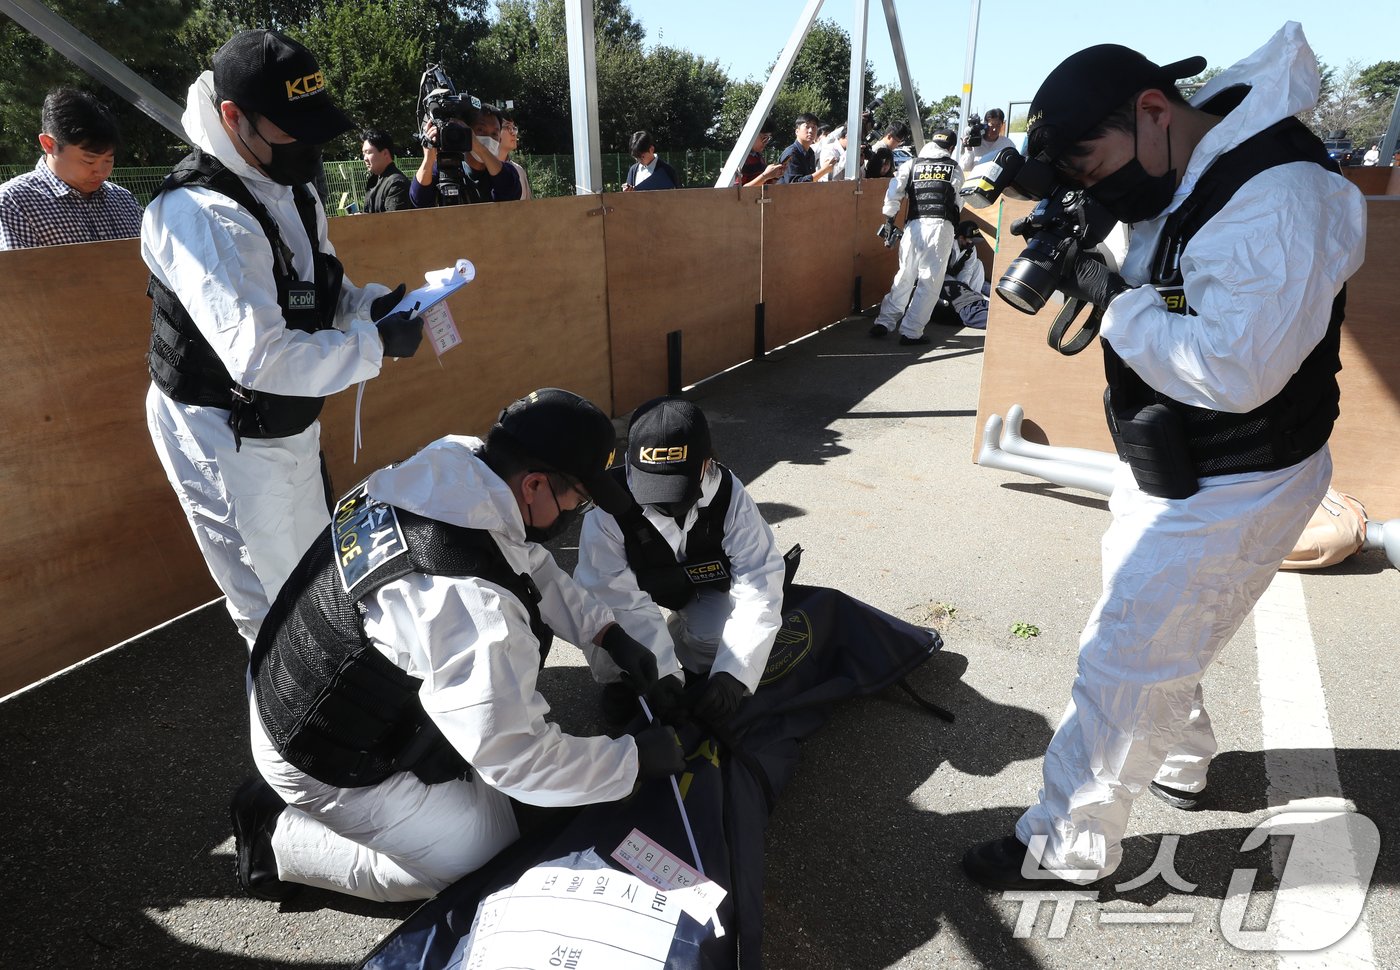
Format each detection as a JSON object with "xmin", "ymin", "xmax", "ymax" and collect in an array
[
  {"xmin": 0, "ymin": 0, "xmax": 196, "ymax": 165},
  {"xmin": 923, "ymin": 94, "xmax": 962, "ymax": 133},
  {"xmin": 1308, "ymin": 59, "xmax": 1392, "ymax": 145},
  {"xmin": 769, "ymin": 18, "xmax": 875, "ymax": 128},
  {"xmin": 713, "ymin": 78, "xmax": 832, "ymax": 155}
]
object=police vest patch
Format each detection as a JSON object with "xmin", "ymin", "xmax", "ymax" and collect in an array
[
  {"xmin": 332, "ymin": 481, "xmax": 408, "ymax": 595},
  {"xmin": 684, "ymin": 560, "xmax": 729, "ymax": 585}
]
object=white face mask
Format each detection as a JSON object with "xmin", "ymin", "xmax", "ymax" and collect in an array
[{"xmin": 472, "ymin": 136, "xmax": 501, "ymax": 161}]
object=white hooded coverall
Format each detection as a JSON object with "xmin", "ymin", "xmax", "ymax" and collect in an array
[
  {"xmin": 1015, "ymin": 22, "xmax": 1367, "ymax": 879},
  {"xmin": 250, "ymin": 437, "xmax": 641, "ymax": 902},
  {"xmin": 873, "ymin": 143, "xmax": 965, "ymax": 340},
  {"xmin": 142, "ymin": 72, "xmax": 392, "ymax": 648},
  {"xmin": 574, "ymin": 463, "xmax": 786, "ymax": 695}
]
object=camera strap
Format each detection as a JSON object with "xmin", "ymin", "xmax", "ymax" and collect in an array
[{"xmin": 1046, "ymin": 297, "xmax": 1103, "ymax": 355}]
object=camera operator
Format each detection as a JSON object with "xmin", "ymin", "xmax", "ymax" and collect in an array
[
  {"xmin": 962, "ymin": 23, "xmax": 1366, "ymax": 892},
  {"xmin": 410, "ymin": 102, "xmax": 521, "ymax": 207},
  {"xmin": 958, "ymin": 107, "xmax": 1015, "ymax": 172},
  {"xmin": 868, "ymin": 129, "xmax": 963, "ymax": 345}
]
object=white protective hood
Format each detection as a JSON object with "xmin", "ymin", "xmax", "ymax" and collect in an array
[
  {"xmin": 1172, "ymin": 22, "xmax": 1321, "ymax": 207},
  {"xmin": 366, "ymin": 436, "xmax": 531, "ymax": 573},
  {"xmin": 182, "ymin": 71, "xmax": 282, "ymax": 189}
]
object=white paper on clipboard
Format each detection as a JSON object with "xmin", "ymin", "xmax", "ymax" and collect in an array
[{"xmin": 387, "ymin": 258, "xmax": 476, "ymax": 316}]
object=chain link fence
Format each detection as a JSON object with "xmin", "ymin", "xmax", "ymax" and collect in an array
[{"xmin": 1, "ymin": 149, "xmax": 753, "ymax": 215}]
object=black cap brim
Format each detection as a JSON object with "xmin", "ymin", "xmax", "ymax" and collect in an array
[
  {"xmin": 627, "ymin": 466, "xmax": 696, "ymax": 506},
  {"xmin": 581, "ymin": 468, "xmax": 632, "ymax": 516}
]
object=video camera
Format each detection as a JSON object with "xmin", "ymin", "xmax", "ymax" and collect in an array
[
  {"xmin": 416, "ymin": 63, "xmax": 481, "ymax": 159},
  {"xmin": 961, "ymin": 147, "xmax": 1119, "ymax": 352},
  {"xmin": 964, "ymin": 112, "xmax": 986, "ymax": 149}
]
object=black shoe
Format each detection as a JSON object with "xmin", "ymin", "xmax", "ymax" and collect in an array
[
  {"xmin": 898, "ymin": 334, "xmax": 931, "ymax": 346},
  {"xmin": 600, "ymin": 682, "xmax": 639, "ymax": 726},
  {"xmin": 1150, "ymin": 780, "xmax": 1206, "ymax": 810},
  {"xmin": 230, "ymin": 777, "xmax": 298, "ymax": 901},
  {"xmin": 868, "ymin": 323, "xmax": 890, "ymax": 338},
  {"xmin": 962, "ymin": 836, "xmax": 1101, "ymax": 892}
]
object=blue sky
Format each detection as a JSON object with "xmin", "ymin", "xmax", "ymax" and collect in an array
[{"xmin": 627, "ymin": 1, "xmax": 1399, "ymax": 125}]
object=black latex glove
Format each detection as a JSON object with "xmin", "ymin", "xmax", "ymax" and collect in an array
[
  {"xmin": 370, "ymin": 283, "xmax": 406, "ymax": 322},
  {"xmin": 634, "ymin": 724, "xmax": 685, "ymax": 779},
  {"xmin": 942, "ymin": 279, "xmax": 969, "ymax": 302},
  {"xmin": 376, "ymin": 311, "xmax": 424, "ymax": 358},
  {"xmin": 1059, "ymin": 248, "xmax": 1129, "ymax": 309},
  {"xmin": 693, "ymin": 671, "xmax": 747, "ymax": 725},
  {"xmin": 600, "ymin": 625, "xmax": 660, "ymax": 694},
  {"xmin": 876, "ymin": 217, "xmax": 902, "ymax": 249},
  {"xmin": 645, "ymin": 674, "xmax": 687, "ymax": 722}
]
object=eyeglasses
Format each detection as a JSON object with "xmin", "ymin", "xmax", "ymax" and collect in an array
[{"xmin": 532, "ymin": 471, "xmax": 594, "ymax": 514}]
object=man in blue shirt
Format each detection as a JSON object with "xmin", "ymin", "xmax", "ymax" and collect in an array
[
  {"xmin": 0, "ymin": 88, "xmax": 142, "ymax": 249},
  {"xmin": 778, "ymin": 113, "xmax": 837, "ymax": 183}
]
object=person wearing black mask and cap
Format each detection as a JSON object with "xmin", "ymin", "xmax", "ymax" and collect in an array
[
  {"xmin": 574, "ymin": 397, "xmax": 786, "ymax": 728},
  {"xmin": 232, "ymin": 388, "xmax": 683, "ymax": 903},
  {"xmin": 142, "ymin": 29, "xmax": 425, "ymax": 652},
  {"xmin": 962, "ymin": 23, "xmax": 1366, "ymax": 892}
]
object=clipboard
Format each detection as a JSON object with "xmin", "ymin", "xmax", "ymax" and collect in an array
[{"xmin": 385, "ymin": 258, "xmax": 476, "ymax": 316}]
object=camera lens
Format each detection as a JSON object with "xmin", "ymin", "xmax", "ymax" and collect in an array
[{"xmin": 996, "ymin": 238, "xmax": 1063, "ymax": 314}]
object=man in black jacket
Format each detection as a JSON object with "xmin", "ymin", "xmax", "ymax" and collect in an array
[{"xmin": 361, "ymin": 129, "xmax": 411, "ymax": 212}]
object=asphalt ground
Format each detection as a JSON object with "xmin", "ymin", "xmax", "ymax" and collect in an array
[{"xmin": 2, "ymin": 313, "xmax": 1396, "ymax": 969}]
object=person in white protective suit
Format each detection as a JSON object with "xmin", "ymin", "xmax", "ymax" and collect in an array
[
  {"xmin": 142, "ymin": 30, "xmax": 425, "ymax": 650},
  {"xmin": 869, "ymin": 129, "xmax": 965, "ymax": 345},
  {"xmin": 935, "ymin": 220, "xmax": 989, "ymax": 329},
  {"xmin": 233, "ymin": 389, "xmax": 686, "ymax": 903},
  {"xmin": 963, "ymin": 23, "xmax": 1366, "ymax": 890},
  {"xmin": 574, "ymin": 397, "xmax": 787, "ymax": 727}
]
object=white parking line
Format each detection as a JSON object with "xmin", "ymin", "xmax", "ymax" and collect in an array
[{"xmin": 1253, "ymin": 571, "xmax": 1376, "ymax": 968}]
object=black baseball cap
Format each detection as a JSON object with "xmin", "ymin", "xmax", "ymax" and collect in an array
[
  {"xmin": 931, "ymin": 128, "xmax": 957, "ymax": 151},
  {"xmin": 956, "ymin": 220, "xmax": 982, "ymax": 239},
  {"xmin": 491, "ymin": 388, "xmax": 629, "ymax": 514},
  {"xmin": 626, "ymin": 397, "xmax": 712, "ymax": 505},
  {"xmin": 1026, "ymin": 44, "xmax": 1205, "ymax": 163},
  {"xmin": 213, "ymin": 29, "xmax": 353, "ymax": 144}
]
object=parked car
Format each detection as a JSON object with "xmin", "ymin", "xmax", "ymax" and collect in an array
[{"xmin": 1323, "ymin": 137, "xmax": 1363, "ymax": 167}]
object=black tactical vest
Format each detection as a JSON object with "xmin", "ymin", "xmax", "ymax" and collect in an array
[
  {"xmin": 146, "ymin": 150, "xmax": 345, "ymax": 441},
  {"xmin": 251, "ymin": 479, "xmax": 553, "ymax": 788},
  {"xmin": 611, "ymin": 464, "xmax": 735, "ymax": 611},
  {"xmin": 904, "ymin": 155, "xmax": 959, "ymax": 223},
  {"xmin": 1104, "ymin": 116, "xmax": 1347, "ymax": 478}
]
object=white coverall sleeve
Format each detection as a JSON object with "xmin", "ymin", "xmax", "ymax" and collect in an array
[
  {"xmin": 521, "ymin": 539, "xmax": 617, "ymax": 649},
  {"xmin": 309, "ymin": 201, "xmax": 394, "ymax": 326},
  {"xmin": 711, "ymin": 480, "xmax": 786, "ymax": 694},
  {"xmin": 882, "ymin": 160, "xmax": 914, "ymax": 218},
  {"xmin": 573, "ymin": 510, "xmax": 684, "ymax": 679},
  {"xmin": 142, "ymin": 188, "xmax": 385, "ymax": 397},
  {"xmin": 376, "ymin": 574, "xmax": 639, "ymax": 806},
  {"xmin": 1101, "ymin": 163, "xmax": 1366, "ymax": 412}
]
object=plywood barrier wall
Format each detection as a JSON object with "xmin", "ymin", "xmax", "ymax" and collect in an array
[
  {"xmin": 604, "ymin": 187, "xmax": 762, "ymax": 414},
  {"xmin": 0, "ymin": 182, "xmax": 890, "ymax": 695},
  {"xmin": 760, "ymin": 181, "xmax": 861, "ymax": 348},
  {"xmin": 975, "ymin": 195, "xmax": 1400, "ymax": 520},
  {"xmin": 854, "ymin": 177, "xmax": 901, "ymax": 304}
]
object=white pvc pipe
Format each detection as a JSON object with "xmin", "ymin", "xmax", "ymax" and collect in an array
[
  {"xmin": 977, "ymin": 413, "xmax": 1114, "ymax": 496},
  {"xmin": 999, "ymin": 404, "xmax": 1119, "ymax": 471}
]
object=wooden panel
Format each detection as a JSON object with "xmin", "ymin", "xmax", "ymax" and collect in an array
[
  {"xmin": 602, "ymin": 187, "xmax": 761, "ymax": 415},
  {"xmin": 760, "ymin": 181, "xmax": 859, "ymax": 347},
  {"xmin": 975, "ymin": 197, "xmax": 1400, "ymax": 520},
  {"xmin": 1342, "ymin": 166, "xmax": 1400, "ymax": 197},
  {"xmin": 321, "ymin": 195, "xmax": 611, "ymax": 479},
  {"xmin": 0, "ymin": 237, "xmax": 215, "ymax": 695},
  {"xmin": 0, "ymin": 195, "xmax": 610, "ymax": 696},
  {"xmin": 854, "ymin": 177, "xmax": 900, "ymax": 305}
]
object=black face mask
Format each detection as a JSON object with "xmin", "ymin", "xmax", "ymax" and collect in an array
[
  {"xmin": 523, "ymin": 477, "xmax": 587, "ymax": 544},
  {"xmin": 240, "ymin": 120, "xmax": 323, "ymax": 186},
  {"xmin": 1085, "ymin": 110, "xmax": 1175, "ymax": 224}
]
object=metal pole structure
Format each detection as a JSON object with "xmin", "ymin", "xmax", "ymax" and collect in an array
[
  {"xmin": 879, "ymin": 0, "xmax": 923, "ymax": 152},
  {"xmin": 0, "ymin": 0, "xmax": 187, "ymax": 142},
  {"xmin": 1379, "ymin": 87, "xmax": 1400, "ymax": 171},
  {"xmin": 714, "ymin": 0, "xmax": 827, "ymax": 188},
  {"xmin": 843, "ymin": 0, "xmax": 870, "ymax": 182},
  {"xmin": 956, "ymin": 0, "xmax": 983, "ymax": 148},
  {"xmin": 564, "ymin": 0, "xmax": 603, "ymax": 194}
]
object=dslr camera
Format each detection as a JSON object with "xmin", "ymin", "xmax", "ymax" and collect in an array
[
  {"xmin": 960, "ymin": 147, "xmax": 1118, "ymax": 348},
  {"xmin": 964, "ymin": 112, "xmax": 986, "ymax": 148}
]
